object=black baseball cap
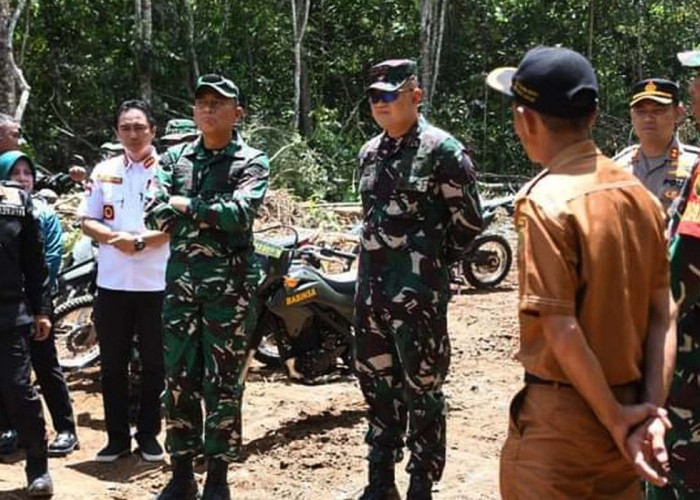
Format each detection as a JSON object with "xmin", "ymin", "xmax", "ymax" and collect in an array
[
  {"xmin": 630, "ymin": 78, "xmax": 679, "ymax": 107},
  {"xmin": 368, "ymin": 59, "xmax": 417, "ymax": 92},
  {"xmin": 486, "ymin": 46, "xmax": 599, "ymax": 118}
]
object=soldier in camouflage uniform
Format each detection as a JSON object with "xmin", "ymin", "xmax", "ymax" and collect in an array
[
  {"xmin": 145, "ymin": 74, "xmax": 269, "ymax": 500},
  {"xmin": 614, "ymin": 78, "xmax": 700, "ymax": 216},
  {"xmin": 646, "ymin": 50, "xmax": 700, "ymax": 500},
  {"xmin": 354, "ymin": 59, "xmax": 482, "ymax": 500},
  {"xmin": 159, "ymin": 118, "xmax": 198, "ymax": 150}
]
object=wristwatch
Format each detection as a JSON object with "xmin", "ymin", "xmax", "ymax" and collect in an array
[{"xmin": 134, "ymin": 236, "xmax": 146, "ymax": 252}]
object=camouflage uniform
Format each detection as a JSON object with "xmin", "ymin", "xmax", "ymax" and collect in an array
[
  {"xmin": 144, "ymin": 135, "xmax": 269, "ymax": 462},
  {"xmin": 647, "ymin": 159, "xmax": 700, "ymax": 499},
  {"xmin": 355, "ymin": 115, "xmax": 482, "ymax": 481},
  {"xmin": 628, "ymin": 71, "xmax": 700, "ymax": 499}
]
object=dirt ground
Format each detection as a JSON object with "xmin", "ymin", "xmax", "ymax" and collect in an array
[{"xmin": 0, "ymin": 269, "xmax": 522, "ymax": 499}]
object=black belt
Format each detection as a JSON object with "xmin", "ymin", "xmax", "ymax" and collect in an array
[{"xmin": 524, "ymin": 372, "xmax": 572, "ymax": 387}]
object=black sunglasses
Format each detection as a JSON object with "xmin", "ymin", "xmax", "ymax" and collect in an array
[{"xmin": 368, "ymin": 88, "xmax": 410, "ymax": 104}]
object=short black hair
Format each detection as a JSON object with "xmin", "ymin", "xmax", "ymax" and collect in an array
[
  {"xmin": 115, "ymin": 99, "xmax": 156, "ymax": 129},
  {"xmin": 538, "ymin": 110, "xmax": 595, "ymax": 134}
]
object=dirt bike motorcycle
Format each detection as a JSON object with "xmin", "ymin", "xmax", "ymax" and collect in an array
[
  {"xmin": 452, "ymin": 195, "xmax": 514, "ymax": 289},
  {"xmin": 248, "ymin": 227, "xmax": 356, "ymax": 383}
]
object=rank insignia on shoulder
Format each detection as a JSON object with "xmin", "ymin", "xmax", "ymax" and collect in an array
[
  {"xmin": 103, "ymin": 204, "xmax": 115, "ymax": 221},
  {"xmin": 144, "ymin": 157, "xmax": 156, "ymax": 169},
  {"xmin": 669, "ymin": 148, "xmax": 680, "ymax": 160}
]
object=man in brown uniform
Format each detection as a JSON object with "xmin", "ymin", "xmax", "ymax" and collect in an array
[{"xmin": 486, "ymin": 46, "xmax": 677, "ymax": 498}]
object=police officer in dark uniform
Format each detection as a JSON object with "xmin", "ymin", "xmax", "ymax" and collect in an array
[
  {"xmin": 0, "ymin": 179, "xmax": 53, "ymax": 496},
  {"xmin": 614, "ymin": 78, "xmax": 699, "ymax": 214}
]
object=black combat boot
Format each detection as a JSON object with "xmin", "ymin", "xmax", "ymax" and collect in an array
[
  {"xmin": 406, "ymin": 473, "xmax": 433, "ymax": 500},
  {"xmin": 358, "ymin": 460, "xmax": 400, "ymax": 500},
  {"xmin": 202, "ymin": 458, "xmax": 230, "ymax": 500},
  {"xmin": 26, "ymin": 454, "xmax": 53, "ymax": 497},
  {"xmin": 155, "ymin": 456, "xmax": 199, "ymax": 500}
]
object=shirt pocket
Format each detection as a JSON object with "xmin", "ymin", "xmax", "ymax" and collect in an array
[
  {"xmin": 101, "ymin": 182, "xmax": 124, "ymax": 204},
  {"xmin": 358, "ymin": 161, "xmax": 377, "ymax": 193},
  {"xmin": 386, "ymin": 159, "xmax": 432, "ymax": 219}
]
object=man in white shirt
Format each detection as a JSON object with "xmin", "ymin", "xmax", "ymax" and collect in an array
[{"xmin": 78, "ymin": 100, "xmax": 169, "ymax": 463}]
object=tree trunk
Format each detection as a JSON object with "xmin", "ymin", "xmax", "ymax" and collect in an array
[
  {"xmin": 135, "ymin": 0, "xmax": 153, "ymax": 103},
  {"xmin": 183, "ymin": 0, "xmax": 199, "ymax": 81},
  {"xmin": 420, "ymin": 0, "xmax": 447, "ymax": 117},
  {"xmin": 291, "ymin": 0, "xmax": 311, "ymax": 136},
  {"xmin": 0, "ymin": 0, "xmax": 30, "ymax": 121},
  {"xmin": 0, "ymin": 0, "xmax": 16, "ymax": 114},
  {"xmin": 587, "ymin": 0, "xmax": 595, "ymax": 60}
]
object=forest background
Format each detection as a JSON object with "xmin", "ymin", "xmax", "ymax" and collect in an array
[{"xmin": 0, "ymin": 0, "xmax": 698, "ymax": 201}]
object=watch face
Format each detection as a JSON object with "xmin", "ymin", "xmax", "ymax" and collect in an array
[{"xmin": 135, "ymin": 239, "xmax": 146, "ymax": 251}]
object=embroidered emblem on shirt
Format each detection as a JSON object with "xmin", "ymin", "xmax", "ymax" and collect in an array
[{"xmin": 103, "ymin": 204, "xmax": 115, "ymax": 221}]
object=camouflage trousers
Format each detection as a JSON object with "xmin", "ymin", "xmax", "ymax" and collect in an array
[
  {"xmin": 354, "ymin": 289, "xmax": 451, "ymax": 481},
  {"xmin": 646, "ymin": 235, "xmax": 700, "ymax": 498},
  {"xmin": 162, "ymin": 266, "xmax": 258, "ymax": 462}
]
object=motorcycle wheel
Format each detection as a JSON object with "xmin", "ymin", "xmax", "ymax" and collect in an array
[
  {"xmin": 253, "ymin": 312, "xmax": 282, "ymax": 367},
  {"xmin": 53, "ymin": 295, "xmax": 100, "ymax": 370},
  {"xmin": 463, "ymin": 234, "xmax": 513, "ymax": 289}
]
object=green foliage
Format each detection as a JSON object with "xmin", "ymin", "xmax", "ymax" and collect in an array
[{"xmin": 11, "ymin": 0, "xmax": 700, "ymax": 199}]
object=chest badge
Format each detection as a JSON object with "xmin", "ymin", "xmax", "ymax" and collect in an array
[{"xmin": 103, "ymin": 204, "xmax": 115, "ymax": 221}]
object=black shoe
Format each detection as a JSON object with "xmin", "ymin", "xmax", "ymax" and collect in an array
[
  {"xmin": 358, "ymin": 460, "xmax": 400, "ymax": 500},
  {"xmin": 202, "ymin": 458, "xmax": 230, "ymax": 500},
  {"xmin": 137, "ymin": 435, "xmax": 164, "ymax": 462},
  {"xmin": 26, "ymin": 455, "xmax": 53, "ymax": 497},
  {"xmin": 0, "ymin": 429, "xmax": 18, "ymax": 455},
  {"xmin": 155, "ymin": 456, "xmax": 199, "ymax": 500},
  {"xmin": 95, "ymin": 440, "xmax": 130, "ymax": 463},
  {"xmin": 48, "ymin": 431, "xmax": 80, "ymax": 457},
  {"xmin": 407, "ymin": 474, "xmax": 433, "ymax": 500},
  {"xmin": 27, "ymin": 472, "xmax": 54, "ymax": 497}
]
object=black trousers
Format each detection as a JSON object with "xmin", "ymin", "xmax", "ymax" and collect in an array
[
  {"xmin": 0, "ymin": 325, "xmax": 47, "ymax": 458},
  {"xmin": 94, "ymin": 287, "xmax": 165, "ymax": 444},
  {"xmin": 0, "ymin": 329, "xmax": 75, "ymax": 434}
]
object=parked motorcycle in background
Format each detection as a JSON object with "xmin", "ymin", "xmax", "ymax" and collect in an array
[
  {"xmin": 452, "ymin": 195, "xmax": 514, "ymax": 289},
  {"xmin": 247, "ymin": 226, "xmax": 356, "ymax": 384}
]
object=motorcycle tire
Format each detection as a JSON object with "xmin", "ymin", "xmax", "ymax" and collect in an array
[
  {"xmin": 53, "ymin": 295, "xmax": 100, "ymax": 370},
  {"xmin": 252, "ymin": 312, "xmax": 282, "ymax": 367},
  {"xmin": 463, "ymin": 234, "xmax": 513, "ymax": 289}
]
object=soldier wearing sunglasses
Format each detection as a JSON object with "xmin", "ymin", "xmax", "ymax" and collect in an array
[
  {"xmin": 145, "ymin": 74, "xmax": 269, "ymax": 500},
  {"xmin": 354, "ymin": 59, "xmax": 483, "ymax": 499}
]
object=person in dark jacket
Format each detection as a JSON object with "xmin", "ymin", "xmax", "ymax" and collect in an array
[
  {"xmin": 0, "ymin": 150, "xmax": 79, "ymax": 457},
  {"xmin": 0, "ymin": 179, "xmax": 54, "ymax": 496}
]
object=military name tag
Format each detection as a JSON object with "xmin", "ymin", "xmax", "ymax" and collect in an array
[
  {"xmin": 96, "ymin": 174, "xmax": 123, "ymax": 184},
  {"xmin": 0, "ymin": 203, "xmax": 25, "ymax": 217}
]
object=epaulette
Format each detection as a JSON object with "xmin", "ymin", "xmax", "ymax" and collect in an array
[
  {"xmin": 517, "ymin": 168, "xmax": 550, "ymax": 200},
  {"xmin": 681, "ymin": 143, "xmax": 700, "ymax": 154},
  {"xmin": 612, "ymin": 144, "xmax": 639, "ymax": 164}
]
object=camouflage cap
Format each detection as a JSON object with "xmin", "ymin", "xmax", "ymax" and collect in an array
[
  {"xmin": 195, "ymin": 74, "xmax": 239, "ymax": 99},
  {"xmin": 162, "ymin": 118, "xmax": 197, "ymax": 141},
  {"xmin": 368, "ymin": 59, "xmax": 418, "ymax": 92},
  {"xmin": 678, "ymin": 50, "xmax": 700, "ymax": 68}
]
